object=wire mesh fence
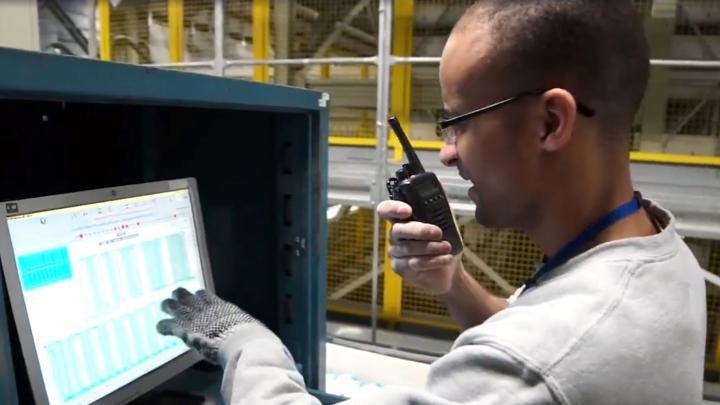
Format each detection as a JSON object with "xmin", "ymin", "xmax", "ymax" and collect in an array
[
  {"xmin": 401, "ymin": 220, "xmax": 539, "ymax": 319},
  {"xmin": 687, "ymin": 238, "xmax": 720, "ymax": 369},
  {"xmin": 38, "ymin": 0, "xmax": 94, "ymax": 57},
  {"xmin": 292, "ymin": 0, "xmax": 378, "ymax": 58},
  {"xmin": 94, "ymin": 0, "xmax": 720, "ymax": 152},
  {"xmin": 184, "ymin": 0, "xmax": 216, "ymax": 60},
  {"xmin": 633, "ymin": 66, "xmax": 720, "ymax": 155},
  {"xmin": 35, "ymin": 0, "xmax": 720, "ymax": 379},
  {"xmin": 107, "ymin": 0, "xmax": 159, "ymax": 64},
  {"xmin": 306, "ymin": 63, "xmax": 378, "ymax": 138},
  {"xmin": 666, "ymin": 98, "xmax": 720, "ymax": 136},
  {"xmin": 675, "ymin": 0, "xmax": 720, "ymax": 41},
  {"xmin": 327, "ymin": 207, "xmax": 385, "ymax": 309}
]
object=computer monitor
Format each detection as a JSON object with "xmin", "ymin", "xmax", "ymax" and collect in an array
[{"xmin": 0, "ymin": 178, "xmax": 214, "ymax": 405}]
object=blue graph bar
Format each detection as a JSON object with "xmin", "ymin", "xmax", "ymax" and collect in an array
[
  {"xmin": 150, "ymin": 304, "xmax": 176, "ymax": 351},
  {"xmin": 122, "ymin": 315, "xmax": 142, "ymax": 367},
  {"xmin": 97, "ymin": 324, "xmax": 118, "ymax": 377},
  {"xmin": 119, "ymin": 247, "xmax": 143, "ymax": 298},
  {"xmin": 44, "ymin": 302, "xmax": 182, "ymax": 403},
  {"xmin": 143, "ymin": 306, "xmax": 162, "ymax": 354},
  {"xmin": 62, "ymin": 339, "xmax": 82, "ymax": 396},
  {"xmin": 67, "ymin": 335, "xmax": 85, "ymax": 393},
  {"xmin": 46, "ymin": 342, "xmax": 70, "ymax": 400},
  {"xmin": 89, "ymin": 328, "xmax": 109, "ymax": 382},
  {"xmin": 141, "ymin": 239, "xmax": 166, "ymax": 291},
  {"xmin": 111, "ymin": 318, "xmax": 131, "ymax": 371},
  {"xmin": 102, "ymin": 253, "xmax": 122, "ymax": 307},
  {"xmin": 84, "ymin": 257, "xmax": 107, "ymax": 312},
  {"xmin": 132, "ymin": 311, "xmax": 150, "ymax": 361},
  {"xmin": 145, "ymin": 314, "xmax": 158, "ymax": 359},
  {"xmin": 166, "ymin": 233, "xmax": 191, "ymax": 282},
  {"xmin": 148, "ymin": 305, "xmax": 160, "ymax": 353},
  {"xmin": 79, "ymin": 333, "xmax": 99, "ymax": 387},
  {"xmin": 17, "ymin": 247, "xmax": 73, "ymax": 291},
  {"xmin": 154, "ymin": 304, "xmax": 172, "ymax": 349},
  {"xmin": 156, "ymin": 307, "xmax": 174, "ymax": 350}
]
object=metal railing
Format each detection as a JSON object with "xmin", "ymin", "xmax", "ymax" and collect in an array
[{"xmin": 87, "ymin": 0, "xmax": 720, "ymax": 370}]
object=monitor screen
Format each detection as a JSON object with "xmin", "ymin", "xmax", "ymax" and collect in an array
[{"xmin": 0, "ymin": 182, "xmax": 211, "ymax": 405}]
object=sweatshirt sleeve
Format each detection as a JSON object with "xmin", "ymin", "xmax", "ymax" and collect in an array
[{"xmin": 218, "ymin": 325, "xmax": 559, "ymax": 405}]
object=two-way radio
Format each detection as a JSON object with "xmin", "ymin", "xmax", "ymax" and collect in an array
[{"xmin": 386, "ymin": 116, "xmax": 464, "ymax": 255}]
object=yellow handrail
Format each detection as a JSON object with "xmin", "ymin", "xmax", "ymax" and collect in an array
[
  {"xmin": 98, "ymin": 0, "xmax": 111, "ymax": 61},
  {"xmin": 328, "ymin": 136, "xmax": 720, "ymax": 167},
  {"xmin": 168, "ymin": 0, "xmax": 184, "ymax": 63},
  {"xmin": 252, "ymin": 0, "xmax": 270, "ymax": 82}
]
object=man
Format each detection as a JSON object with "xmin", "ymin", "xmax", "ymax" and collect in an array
[{"xmin": 158, "ymin": 1, "xmax": 707, "ymax": 403}]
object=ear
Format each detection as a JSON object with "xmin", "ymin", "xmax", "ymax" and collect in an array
[{"xmin": 539, "ymin": 88, "xmax": 578, "ymax": 152}]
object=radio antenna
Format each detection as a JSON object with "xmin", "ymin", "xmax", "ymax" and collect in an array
[{"xmin": 388, "ymin": 116, "xmax": 425, "ymax": 174}]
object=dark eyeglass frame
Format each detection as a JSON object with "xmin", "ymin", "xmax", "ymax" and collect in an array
[{"xmin": 437, "ymin": 88, "xmax": 596, "ymax": 139}]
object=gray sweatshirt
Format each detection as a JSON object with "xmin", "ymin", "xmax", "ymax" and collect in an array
[{"xmin": 217, "ymin": 200, "xmax": 707, "ymax": 405}]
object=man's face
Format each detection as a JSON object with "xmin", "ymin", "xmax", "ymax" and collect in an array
[{"xmin": 439, "ymin": 31, "xmax": 542, "ymax": 229}]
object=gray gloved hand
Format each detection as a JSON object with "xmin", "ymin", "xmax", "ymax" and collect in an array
[{"xmin": 156, "ymin": 287, "xmax": 263, "ymax": 364}]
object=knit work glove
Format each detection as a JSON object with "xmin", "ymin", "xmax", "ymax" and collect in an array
[{"xmin": 156, "ymin": 287, "xmax": 263, "ymax": 364}]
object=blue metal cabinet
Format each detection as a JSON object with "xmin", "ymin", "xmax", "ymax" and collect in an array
[{"xmin": 0, "ymin": 47, "xmax": 331, "ymax": 403}]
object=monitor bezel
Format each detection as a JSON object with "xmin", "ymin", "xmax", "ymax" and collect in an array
[{"xmin": 0, "ymin": 178, "xmax": 215, "ymax": 405}]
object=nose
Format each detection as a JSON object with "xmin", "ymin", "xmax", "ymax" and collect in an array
[{"xmin": 440, "ymin": 142, "xmax": 459, "ymax": 167}]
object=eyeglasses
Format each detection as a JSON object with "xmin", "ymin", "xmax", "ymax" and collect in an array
[{"xmin": 436, "ymin": 88, "xmax": 596, "ymax": 143}]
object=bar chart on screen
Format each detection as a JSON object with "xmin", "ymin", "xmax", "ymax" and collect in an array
[
  {"xmin": 77, "ymin": 232, "xmax": 194, "ymax": 316},
  {"xmin": 6, "ymin": 187, "xmax": 208, "ymax": 405},
  {"xmin": 43, "ymin": 302, "xmax": 181, "ymax": 402}
]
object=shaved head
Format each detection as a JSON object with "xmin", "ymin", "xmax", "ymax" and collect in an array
[{"xmin": 452, "ymin": 0, "xmax": 649, "ymax": 135}]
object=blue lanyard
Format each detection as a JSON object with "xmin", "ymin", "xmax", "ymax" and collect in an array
[{"xmin": 520, "ymin": 196, "xmax": 642, "ymax": 295}]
